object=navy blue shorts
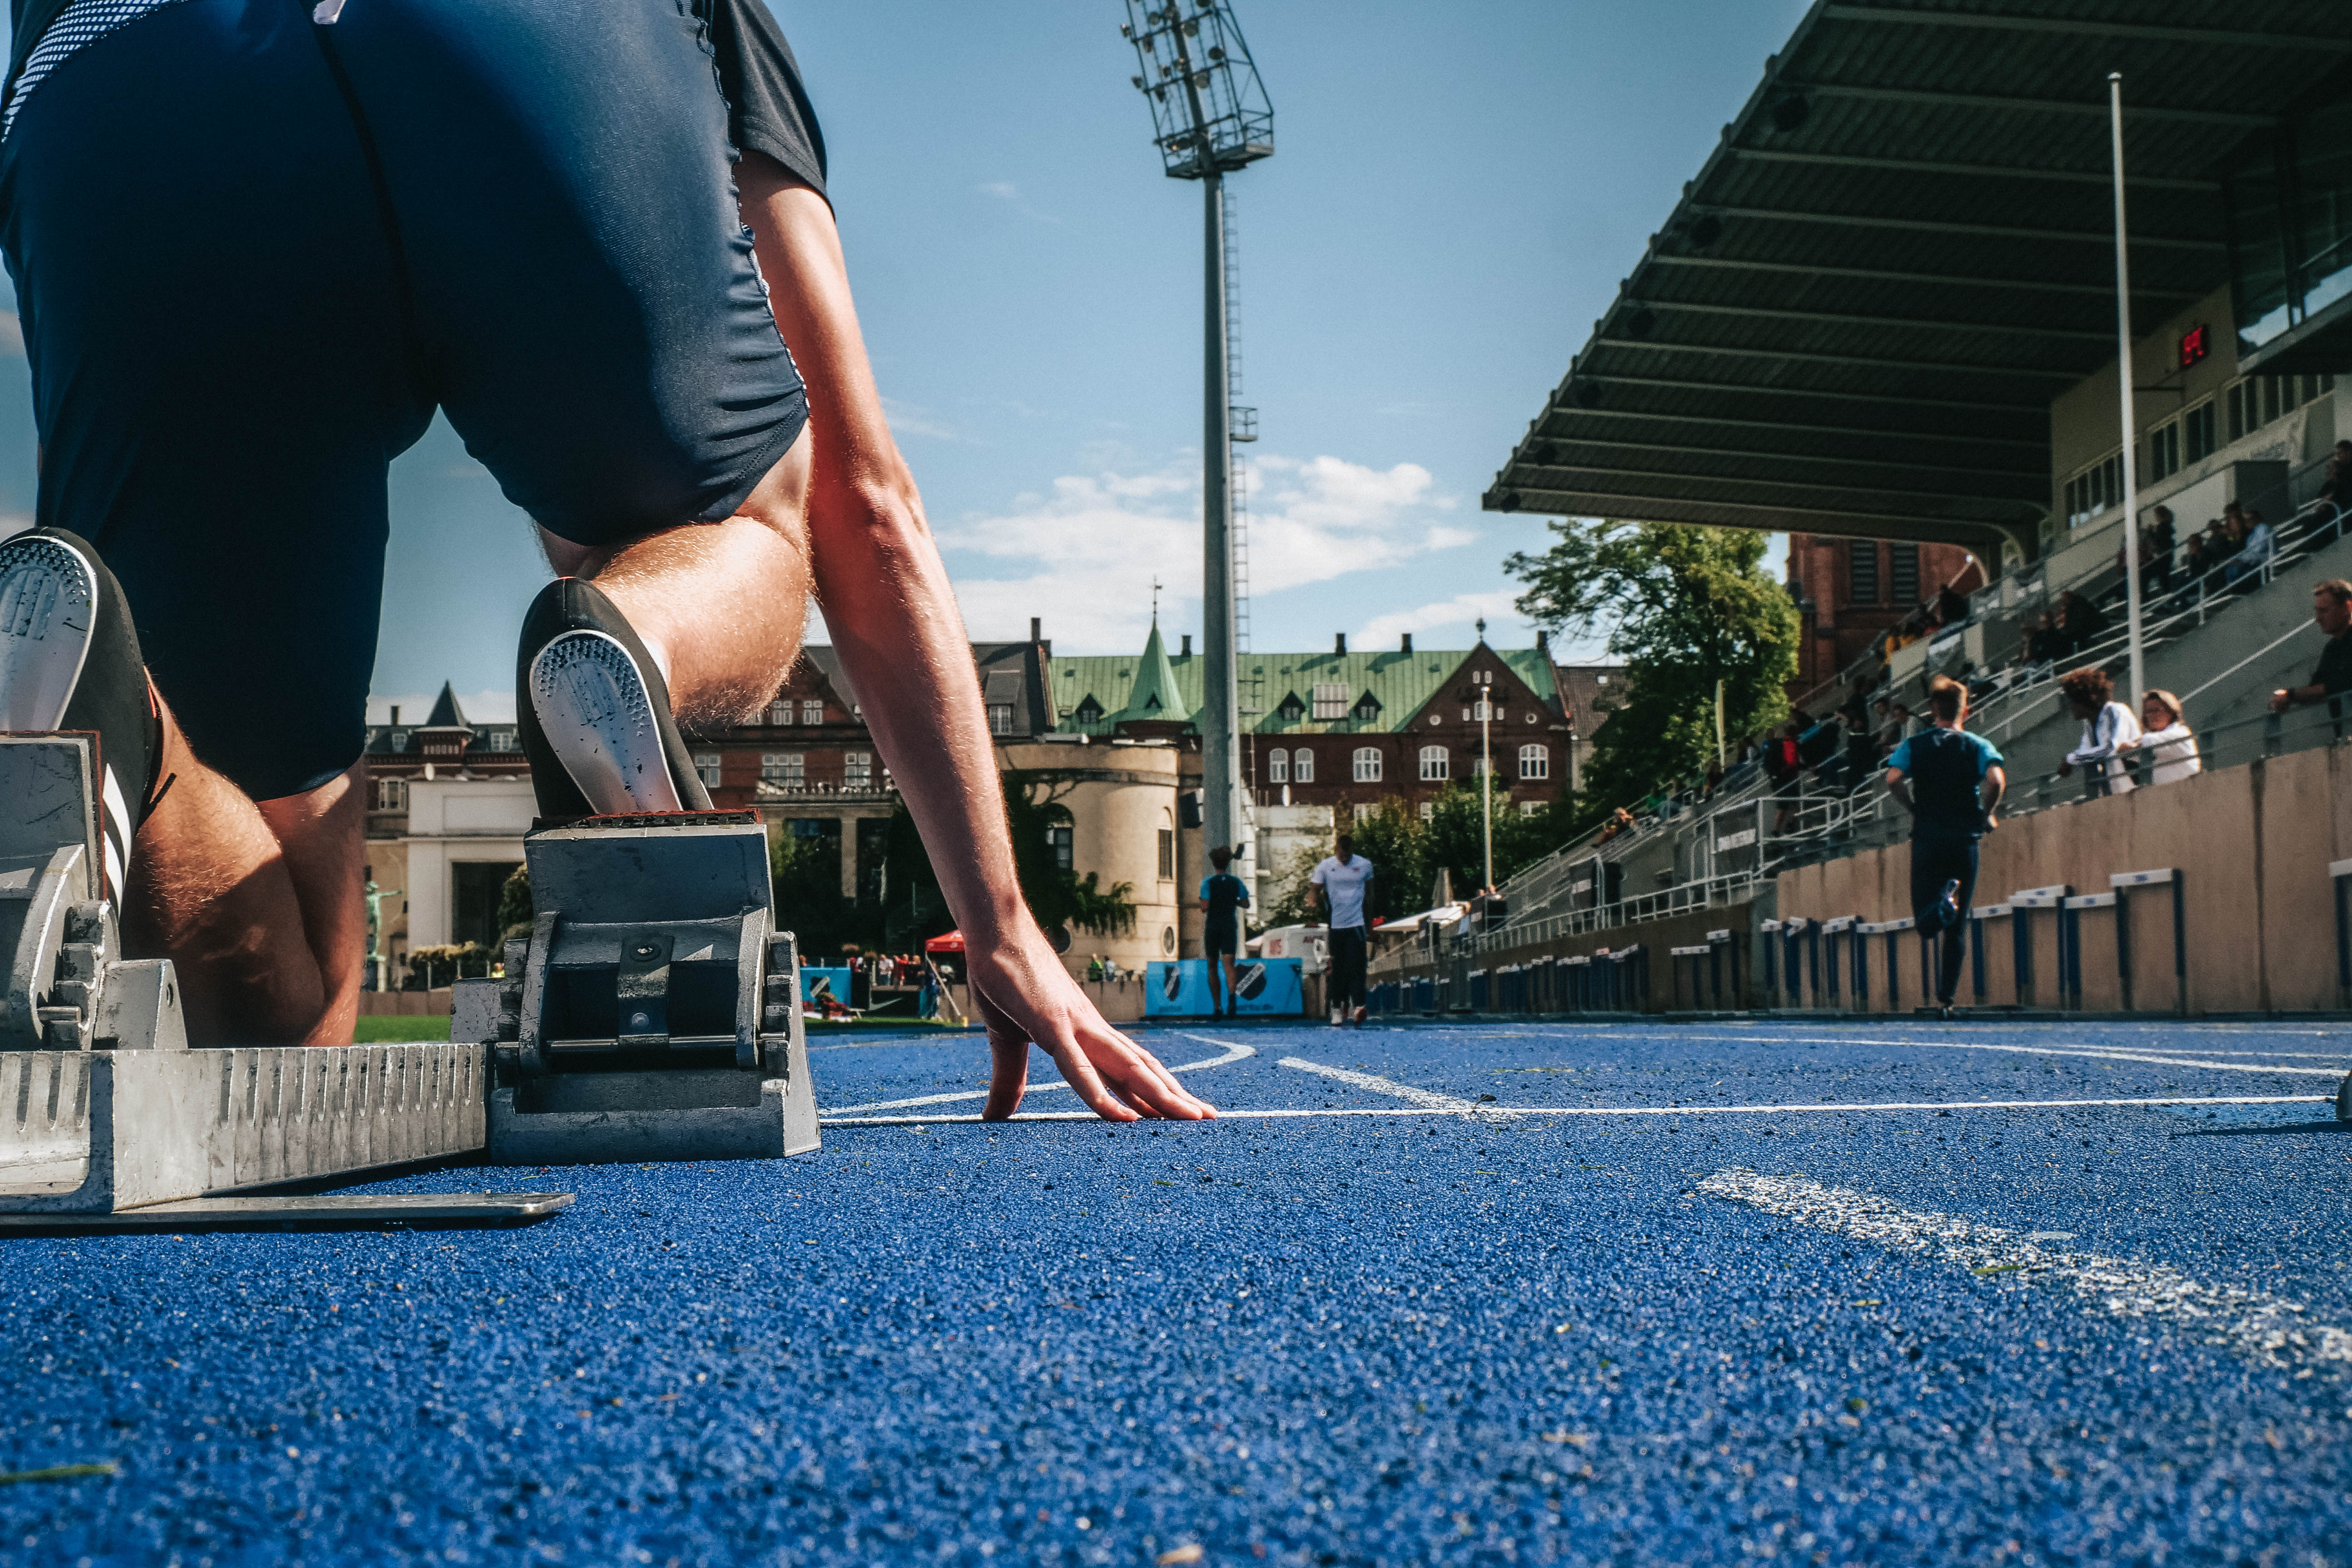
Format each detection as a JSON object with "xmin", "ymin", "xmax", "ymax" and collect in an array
[{"xmin": 0, "ymin": 0, "xmax": 808, "ymax": 799}]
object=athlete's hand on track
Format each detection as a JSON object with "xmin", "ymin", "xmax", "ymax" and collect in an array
[{"xmin": 965, "ymin": 928, "xmax": 1216, "ymax": 1123}]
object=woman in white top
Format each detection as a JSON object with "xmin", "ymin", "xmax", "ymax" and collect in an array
[
  {"xmin": 2057, "ymin": 666, "xmax": 2142, "ymax": 795},
  {"xmin": 2131, "ymin": 688, "xmax": 2202, "ymax": 786}
]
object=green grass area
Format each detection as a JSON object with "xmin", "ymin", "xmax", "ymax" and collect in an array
[{"xmin": 352, "ymin": 1014, "xmax": 452, "ymax": 1044}]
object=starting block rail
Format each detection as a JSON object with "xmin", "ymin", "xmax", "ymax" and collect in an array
[{"xmin": 0, "ymin": 736, "xmax": 822, "ymax": 1229}]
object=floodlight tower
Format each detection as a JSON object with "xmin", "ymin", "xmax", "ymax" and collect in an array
[{"xmin": 1119, "ymin": 0, "xmax": 1274, "ymax": 864}]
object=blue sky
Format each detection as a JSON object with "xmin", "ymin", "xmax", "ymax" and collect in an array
[{"xmin": 0, "ymin": 0, "xmax": 1810, "ymax": 722}]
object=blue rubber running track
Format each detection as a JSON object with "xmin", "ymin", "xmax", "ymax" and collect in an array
[{"xmin": 4, "ymin": 1017, "xmax": 2348, "ymax": 1564}]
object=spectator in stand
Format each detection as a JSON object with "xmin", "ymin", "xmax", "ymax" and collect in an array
[
  {"xmin": 1764, "ymin": 718, "xmax": 1805, "ymax": 834},
  {"xmin": 1935, "ymin": 581, "xmax": 1971, "ymax": 627},
  {"xmin": 2182, "ymin": 528, "xmax": 2210, "ymax": 586},
  {"xmin": 2149, "ymin": 506, "xmax": 2177, "ymax": 596},
  {"xmin": 2022, "ymin": 612, "xmax": 2060, "ymax": 667},
  {"xmin": 1886, "ymin": 701, "xmax": 1915, "ymax": 747},
  {"xmin": 2058, "ymin": 666, "xmax": 2142, "ymax": 796},
  {"xmin": 2057, "ymin": 589, "xmax": 2107, "ymax": 655},
  {"xmin": 2227, "ymin": 507, "xmax": 2274, "ymax": 592},
  {"xmin": 2269, "ymin": 578, "xmax": 2352, "ymax": 714},
  {"xmin": 2325, "ymin": 441, "xmax": 2352, "ymax": 499},
  {"xmin": 2127, "ymin": 689, "xmax": 2200, "ymax": 786}
]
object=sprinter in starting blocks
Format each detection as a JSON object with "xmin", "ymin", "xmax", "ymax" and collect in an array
[{"xmin": 0, "ymin": 0, "xmax": 1208, "ymax": 1231}]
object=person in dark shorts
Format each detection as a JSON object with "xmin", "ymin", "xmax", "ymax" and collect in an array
[
  {"xmin": 0, "ymin": 0, "xmax": 1207, "ymax": 1122},
  {"xmin": 1196, "ymin": 845, "xmax": 1251, "ymax": 1018},
  {"xmin": 1883, "ymin": 674, "xmax": 2006, "ymax": 1019},
  {"xmin": 1309, "ymin": 834, "xmax": 1374, "ymax": 1026}
]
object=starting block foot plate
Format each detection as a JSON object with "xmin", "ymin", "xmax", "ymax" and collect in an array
[{"xmin": 0, "ymin": 1190, "xmax": 572, "ymax": 1236}]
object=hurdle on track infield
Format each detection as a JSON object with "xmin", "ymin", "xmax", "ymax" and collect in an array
[
  {"xmin": 2005, "ymin": 886, "xmax": 2069, "ymax": 1011},
  {"xmin": 1859, "ymin": 916, "xmax": 1915, "ymax": 1014},
  {"xmin": 1708, "ymin": 927, "xmax": 1738, "ymax": 1009},
  {"xmin": 1966, "ymin": 903, "xmax": 2011, "ymax": 1004},
  {"xmin": 1821, "ymin": 916, "xmax": 1855, "ymax": 1009},
  {"xmin": 2058, "ymin": 890, "xmax": 2113, "ymax": 1009},
  {"xmin": 1759, "ymin": 918, "xmax": 1781, "ymax": 1002},
  {"xmin": 2110, "ymin": 867, "xmax": 2187, "ymax": 1017},
  {"xmin": 2332, "ymin": 859, "xmax": 2352, "ymax": 1013}
]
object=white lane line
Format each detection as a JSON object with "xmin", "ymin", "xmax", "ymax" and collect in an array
[
  {"xmin": 1674, "ymin": 1034, "xmax": 2347, "ymax": 1077},
  {"xmin": 818, "ymin": 1092, "xmax": 2324, "ymax": 1126},
  {"xmin": 1700, "ymin": 1169, "xmax": 2352, "ymax": 1372},
  {"xmin": 819, "ymin": 1035, "xmax": 1257, "ymax": 1115},
  {"xmin": 1277, "ymin": 1056, "xmax": 1485, "ymax": 1114}
]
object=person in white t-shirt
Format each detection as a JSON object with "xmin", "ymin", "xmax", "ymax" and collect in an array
[
  {"xmin": 1308, "ymin": 835, "xmax": 1374, "ymax": 1025},
  {"xmin": 2127, "ymin": 688, "xmax": 2201, "ymax": 786},
  {"xmin": 2058, "ymin": 666, "xmax": 2142, "ymax": 796}
]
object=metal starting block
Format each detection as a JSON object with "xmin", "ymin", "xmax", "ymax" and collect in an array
[
  {"xmin": 0, "ymin": 735, "xmax": 522, "ymax": 1228},
  {"xmin": 464, "ymin": 811, "xmax": 819, "ymax": 1165},
  {"xmin": 0, "ymin": 745, "xmax": 817, "ymax": 1232}
]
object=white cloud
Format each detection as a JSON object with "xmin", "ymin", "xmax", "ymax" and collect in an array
[
  {"xmin": 880, "ymin": 395, "xmax": 978, "ymax": 445},
  {"xmin": 1352, "ymin": 590, "xmax": 1524, "ymax": 648},
  {"xmin": 935, "ymin": 452, "xmax": 1474, "ymax": 650},
  {"xmin": 978, "ymin": 181, "xmax": 1020, "ymax": 201}
]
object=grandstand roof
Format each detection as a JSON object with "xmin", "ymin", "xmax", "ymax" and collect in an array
[{"xmin": 1484, "ymin": 0, "xmax": 2352, "ymax": 562}]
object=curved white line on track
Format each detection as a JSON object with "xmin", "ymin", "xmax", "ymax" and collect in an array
[
  {"xmin": 1701, "ymin": 1169, "xmax": 2352, "ymax": 1371},
  {"xmin": 818, "ymin": 1034, "xmax": 1256, "ymax": 1115},
  {"xmin": 817, "ymin": 1092, "xmax": 2325, "ymax": 1125},
  {"xmin": 1676, "ymin": 1034, "xmax": 2349, "ymax": 1077}
]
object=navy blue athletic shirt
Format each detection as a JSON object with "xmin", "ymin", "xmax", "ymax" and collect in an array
[
  {"xmin": 1886, "ymin": 726, "xmax": 2003, "ymax": 844},
  {"xmin": 1198, "ymin": 872, "xmax": 1249, "ymax": 928}
]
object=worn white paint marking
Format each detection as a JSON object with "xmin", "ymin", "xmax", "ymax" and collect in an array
[
  {"xmin": 818, "ymin": 1092, "xmax": 2324, "ymax": 1127},
  {"xmin": 820, "ymin": 1036, "xmax": 1256, "ymax": 1116},
  {"xmin": 1700, "ymin": 1169, "xmax": 2352, "ymax": 1371},
  {"xmin": 1678, "ymin": 1034, "xmax": 2347, "ymax": 1077},
  {"xmin": 1277, "ymin": 1056, "xmax": 1485, "ymax": 1114}
]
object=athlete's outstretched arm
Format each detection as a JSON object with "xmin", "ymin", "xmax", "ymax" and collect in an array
[{"xmin": 734, "ymin": 154, "xmax": 1211, "ymax": 1123}]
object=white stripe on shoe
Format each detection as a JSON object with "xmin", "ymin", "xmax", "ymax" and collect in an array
[
  {"xmin": 0, "ymin": 535, "xmax": 95, "ymax": 733},
  {"xmin": 527, "ymin": 630, "xmax": 684, "ymax": 815},
  {"xmin": 99, "ymin": 763, "xmax": 129, "ymax": 898}
]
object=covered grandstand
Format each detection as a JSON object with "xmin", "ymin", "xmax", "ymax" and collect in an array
[{"xmin": 1481, "ymin": 0, "xmax": 2352, "ymax": 565}]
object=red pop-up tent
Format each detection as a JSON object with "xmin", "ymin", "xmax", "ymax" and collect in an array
[{"xmin": 924, "ymin": 931, "xmax": 965, "ymax": 953}]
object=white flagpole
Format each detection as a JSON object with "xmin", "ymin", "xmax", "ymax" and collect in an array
[{"xmin": 2109, "ymin": 71, "xmax": 2146, "ymax": 703}]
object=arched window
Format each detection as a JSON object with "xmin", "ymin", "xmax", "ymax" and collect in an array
[
  {"xmin": 1293, "ymin": 748, "xmax": 1314, "ymax": 784},
  {"xmin": 1419, "ymin": 745, "xmax": 1449, "ymax": 781},
  {"xmin": 1268, "ymin": 749, "xmax": 1289, "ymax": 784},
  {"xmin": 1519, "ymin": 744, "xmax": 1549, "ymax": 779},
  {"xmin": 1352, "ymin": 747, "xmax": 1382, "ymax": 783}
]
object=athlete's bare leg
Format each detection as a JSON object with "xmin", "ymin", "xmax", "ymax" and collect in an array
[
  {"xmin": 123, "ymin": 690, "xmax": 362, "ymax": 1047},
  {"xmin": 535, "ymin": 436, "xmax": 814, "ymax": 724}
]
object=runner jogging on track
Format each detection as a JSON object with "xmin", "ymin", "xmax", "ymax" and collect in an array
[
  {"xmin": 0, "ymin": 0, "xmax": 1207, "ymax": 1122},
  {"xmin": 1882, "ymin": 674, "xmax": 2005, "ymax": 1019}
]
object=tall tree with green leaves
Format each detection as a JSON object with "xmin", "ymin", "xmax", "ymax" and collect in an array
[{"xmin": 1506, "ymin": 519, "xmax": 1798, "ymax": 813}]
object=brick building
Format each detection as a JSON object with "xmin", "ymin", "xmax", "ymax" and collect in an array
[{"xmin": 1782, "ymin": 535, "xmax": 1984, "ymax": 700}]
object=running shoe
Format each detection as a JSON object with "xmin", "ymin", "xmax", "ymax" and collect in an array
[
  {"xmin": 0, "ymin": 527, "xmax": 157, "ymax": 898},
  {"xmin": 517, "ymin": 578, "xmax": 713, "ymax": 818},
  {"xmin": 1936, "ymin": 877, "xmax": 1962, "ymax": 930}
]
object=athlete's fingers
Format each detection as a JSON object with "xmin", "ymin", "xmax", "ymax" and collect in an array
[{"xmin": 1046, "ymin": 1028, "xmax": 1140, "ymax": 1122}]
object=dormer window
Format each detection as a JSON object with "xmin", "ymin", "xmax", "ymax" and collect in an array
[
  {"xmin": 389, "ymin": 729, "xmax": 409, "ymax": 751},
  {"xmin": 1351, "ymin": 691, "xmax": 1382, "ymax": 723},
  {"xmin": 1074, "ymin": 694, "xmax": 1105, "ymax": 725},
  {"xmin": 1275, "ymin": 691, "xmax": 1306, "ymax": 722}
]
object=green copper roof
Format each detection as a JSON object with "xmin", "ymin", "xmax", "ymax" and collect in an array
[
  {"xmin": 1100, "ymin": 617, "xmax": 1191, "ymax": 727},
  {"xmin": 1049, "ymin": 642, "xmax": 1560, "ymax": 738}
]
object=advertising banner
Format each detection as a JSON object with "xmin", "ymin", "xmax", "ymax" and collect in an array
[{"xmin": 1143, "ymin": 958, "xmax": 1304, "ymax": 1017}]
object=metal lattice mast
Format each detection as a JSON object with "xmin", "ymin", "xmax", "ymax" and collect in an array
[{"xmin": 1119, "ymin": 0, "xmax": 1273, "ymax": 863}]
